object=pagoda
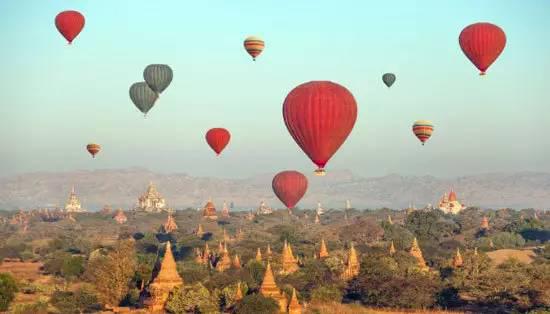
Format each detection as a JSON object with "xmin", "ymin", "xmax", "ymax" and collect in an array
[
  {"xmin": 235, "ymin": 282, "xmax": 243, "ymax": 301},
  {"xmin": 480, "ymin": 216, "xmax": 489, "ymax": 230},
  {"xmin": 136, "ymin": 182, "xmax": 168, "ymax": 212},
  {"xmin": 342, "ymin": 243, "xmax": 360, "ymax": 280},
  {"xmin": 141, "ymin": 242, "xmax": 183, "ymax": 313},
  {"xmin": 281, "ymin": 240, "xmax": 299, "ymax": 274},
  {"xmin": 438, "ymin": 188, "xmax": 465, "ymax": 215},
  {"xmin": 260, "ymin": 262, "xmax": 287, "ymax": 312},
  {"xmin": 389, "ymin": 241, "xmax": 396, "ymax": 255},
  {"xmin": 288, "ymin": 288, "xmax": 302, "ymax": 314},
  {"xmin": 221, "ymin": 201, "xmax": 230, "ymax": 218},
  {"xmin": 163, "ymin": 215, "xmax": 178, "ymax": 233},
  {"xmin": 65, "ymin": 186, "xmax": 85, "ymax": 212},
  {"xmin": 202, "ymin": 199, "xmax": 218, "ymax": 220},
  {"xmin": 256, "ymin": 248, "xmax": 263, "ymax": 262},
  {"xmin": 195, "ymin": 224, "xmax": 204, "ymax": 237},
  {"xmin": 113, "ymin": 209, "xmax": 127, "ymax": 224},
  {"xmin": 316, "ymin": 202, "xmax": 325, "ymax": 215},
  {"xmin": 318, "ymin": 238, "xmax": 329, "ymax": 258},
  {"xmin": 452, "ymin": 248, "xmax": 463, "ymax": 268},
  {"xmin": 233, "ymin": 255, "xmax": 242, "ymax": 269},
  {"xmin": 216, "ymin": 248, "xmax": 231, "ymax": 272},
  {"xmin": 266, "ymin": 244, "xmax": 272, "ymax": 256},
  {"xmin": 257, "ymin": 201, "xmax": 273, "ymax": 215},
  {"xmin": 409, "ymin": 238, "xmax": 428, "ymax": 271}
]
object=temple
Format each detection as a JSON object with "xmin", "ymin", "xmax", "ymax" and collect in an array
[
  {"xmin": 65, "ymin": 186, "xmax": 85, "ymax": 212},
  {"xmin": 256, "ymin": 248, "xmax": 263, "ymax": 262},
  {"xmin": 141, "ymin": 242, "xmax": 183, "ymax": 313},
  {"xmin": 221, "ymin": 201, "xmax": 230, "ymax": 218},
  {"xmin": 389, "ymin": 241, "xmax": 396, "ymax": 255},
  {"xmin": 257, "ymin": 201, "xmax": 273, "ymax": 215},
  {"xmin": 260, "ymin": 262, "xmax": 287, "ymax": 313},
  {"xmin": 410, "ymin": 238, "xmax": 429, "ymax": 271},
  {"xmin": 452, "ymin": 248, "xmax": 463, "ymax": 268},
  {"xmin": 235, "ymin": 282, "xmax": 243, "ymax": 301},
  {"xmin": 215, "ymin": 245, "xmax": 231, "ymax": 272},
  {"xmin": 480, "ymin": 216, "xmax": 489, "ymax": 230},
  {"xmin": 233, "ymin": 254, "xmax": 242, "ymax": 269},
  {"xmin": 163, "ymin": 214, "xmax": 178, "ymax": 233},
  {"xmin": 136, "ymin": 182, "xmax": 168, "ymax": 212},
  {"xmin": 113, "ymin": 209, "xmax": 127, "ymax": 224},
  {"xmin": 316, "ymin": 202, "xmax": 325, "ymax": 215},
  {"xmin": 281, "ymin": 240, "xmax": 299, "ymax": 274},
  {"xmin": 342, "ymin": 243, "xmax": 360, "ymax": 280},
  {"xmin": 318, "ymin": 238, "xmax": 329, "ymax": 258},
  {"xmin": 438, "ymin": 188, "xmax": 465, "ymax": 215},
  {"xmin": 202, "ymin": 199, "xmax": 218, "ymax": 220}
]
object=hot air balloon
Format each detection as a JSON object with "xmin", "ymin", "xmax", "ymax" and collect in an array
[
  {"xmin": 382, "ymin": 73, "xmax": 396, "ymax": 87},
  {"xmin": 86, "ymin": 143, "xmax": 101, "ymax": 158},
  {"xmin": 283, "ymin": 81, "xmax": 357, "ymax": 176},
  {"xmin": 55, "ymin": 11, "xmax": 85, "ymax": 44},
  {"xmin": 144, "ymin": 64, "xmax": 173, "ymax": 94},
  {"xmin": 459, "ymin": 23, "xmax": 506, "ymax": 75},
  {"xmin": 129, "ymin": 82, "xmax": 158, "ymax": 116},
  {"xmin": 243, "ymin": 36, "xmax": 265, "ymax": 61},
  {"xmin": 412, "ymin": 120, "xmax": 434, "ymax": 145},
  {"xmin": 272, "ymin": 171, "xmax": 308, "ymax": 209},
  {"xmin": 205, "ymin": 128, "xmax": 231, "ymax": 155}
]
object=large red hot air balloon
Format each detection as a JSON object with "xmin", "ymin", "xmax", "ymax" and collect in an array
[
  {"xmin": 55, "ymin": 11, "xmax": 85, "ymax": 44},
  {"xmin": 205, "ymin": 128, "xmax": 231, "ymax": 155},
  {"xmin": 86, "ymin": 143, "xmax": 101, "ymax": 158},
  {"xmin": 272, "ymin": 171, "xmax": 308, "ymax": 209},
  {"xmin": 459, "ymin": 22, "xmax": 506, "ymax": 75},
  {"xmin": 283, "ymin": 81, "xmax": 357, "ymax": 176}
]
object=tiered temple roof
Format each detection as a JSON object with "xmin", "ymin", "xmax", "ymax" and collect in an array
[
  {"xmin": 136, "ymin": 182, "xmax": 168, "ymax": 212},
  {"xmin": 438, "ymin": 188, "xmax": 465, "ymax": 215},
  {"xmin": 202, "ymin": 199, "xmax": 218, "ymax": 220},
  {"xmin": 163, "ymin": 214, "xmax": 178, "ymax": 233},
  {"xmin": 260, "ymin": 262, "xmax": 287, "ymax": 312},
  {"xmin": 452, "ymin": 248, "xmax": 463, "ymax": 268},
  {"xmin": 141, "ymin": 242, "xmax": 183, "ymax": 312},
  {"xmin": 318, "ymin": 238, "xmax": 329, "ymax": 258},
  {"xmin": 281, "ymin": 240, "xmax": 299, "ymax": 274},
  {"xmin": 65, "ymin": 186, "xmax": 85, "ymax": 213},
  {"xmin": 342, "ymin": 243, "xmax": 360, "ymax": 280},
  {"xmin": 216, "ymin": 248, "xmax": 231, "ymax": 272},
  {"xmin": 410, "ymin": 238, "xmax": 428, "ymax": 271},
  {"xmin": 257, "ymin": 201, "xmax": 273, "ymax": 215},
  {"xmin": 288, "ymin": 288, "xmax": 302, "ymax": 314},
  {"xmin": 266, "ymin": 244, "xmax": 272, "ymax": 256}
]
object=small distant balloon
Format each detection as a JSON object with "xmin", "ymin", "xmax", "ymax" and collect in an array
[
  {"xmin": 243, "ymin": 36, "xmax": 265, "ymax": 61},
  {"xmin": 205, "ymin": 128, "xmax": 231, "ymax": 155},
  {"xmin": 129, "ymin": 82, "xmax": 158, "ymax": 116},
  {"xmin": 459, "ymin": 22, "xmax": 506, "ymax": 75},
  {"xmin": 55, "ymin": 11, "xmax": 85, "ymax": 44},
  {"xmin": 86, "ymin": 143, "xmax": 101, "ymax": 158},
  {"xmin": 272, "ymin": 171, "xmax": 308, "ymax": 209},
  {"xmin": 412, "ymin": 120, "xmax": 434, "ymax": 145},
  {"xmin": 144, "ymin": 64, "xmax": 173, "ymax": 94},
  {"xmin": 382, "ymin": 73, "xmax": 396, "ymax": 87}
]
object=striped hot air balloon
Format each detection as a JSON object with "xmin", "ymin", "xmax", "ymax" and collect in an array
[
  {"xmin": 412, "ymin": 120, "xmax": 434, "ymax": 145},
  {"xmin": 86, "ymin": 143, "xmax": 101, "ymax": 158},
  {"xmin": 243, "ymin": 36, "xmax": 265, "ymax": 61},
  {"xmin": 143, "ymin": 64, "xmax": 173, "ymax": 94}
]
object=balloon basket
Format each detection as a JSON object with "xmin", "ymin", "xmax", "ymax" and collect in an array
[
  {"xmin": 479, "ymin": 72, "xmax": 486, "ymax": 76},
  {"xmin": 314, "ymin": 168, "xmax": 326, "ymax": 176}
]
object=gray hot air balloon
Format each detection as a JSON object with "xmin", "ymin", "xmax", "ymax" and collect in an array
[
  {"xmin": 143, "ymin": 64, "xmax": 173, "ymax": 94},
  {"xmin": 129, "ymin": 82, "xmax": 158, "ymax": 116},
  {"xmin": 382, "ymin": 73, "xmax": 396, "ymax": 88}
]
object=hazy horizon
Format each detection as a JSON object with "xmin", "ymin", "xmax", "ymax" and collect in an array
[{"xmin": 2, "ymin": 1, "xmax": 549, "ymax": 179}]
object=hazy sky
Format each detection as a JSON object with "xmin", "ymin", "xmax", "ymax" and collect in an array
[{"xmin": 1, "ymin": 0, "xmax": 549, "ymax": 179}]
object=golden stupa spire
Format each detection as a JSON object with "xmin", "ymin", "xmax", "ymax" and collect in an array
[
  {"xmin": 260, "ymin": 262, "xmax": 279, "ymax": 297},
  {"xmin": 410, "ymin": 238, "xmax": 428, "ymax": 271},
  {"xmin": 282, "ymin": 240, "xmax": 299, "ymax": 274},
  {"xmin": 389, "ymin": 241, "xmax": 396, "ymax": 255},
  {"xmin": 235, "ymin": 281, "xmax": 243, "ymax": 301},
  {"xmin": 233, "ymin": 254, "xmax": 242, "ymax": 269},
  {"xmin": 266, "ymin": 244, "xmax": 272, "ymax": 256},
  {"xmin": 287, "ymin": 288, "xmax": 302, "ymax": 314},
  {"xmin": 452, "ymin": 248, "xmax": 463, "ymax": 268},
  {"xmin": 342, "ymin": 242, "xmax": 360, "ymax": 280},
  {"xmin": 216, "ymin": 246, "xmax": 231, "ymax": 272},
  {"xmin": 256, "ymin": 248, "xmax": 263, "ymax": 262},
  {"xmin": 319, "ymin": 238, "xmax": 329, "ymax": 258}
]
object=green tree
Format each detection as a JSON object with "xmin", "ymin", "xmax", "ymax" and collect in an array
[
  {"xmin": 405, "ymin": 210, "xmax": 458, "ymax": 242},
  {"xmin": 0, "ymin": 273, "xmax": 17, "ymax": 311},
  {"xmin": 310, "ymin": 285, "xmax": 343, "ymax": 303},
  {"xmin": 61, "ymin": 256, "xmax": 85, "ymax": 280},
  {"xmin": 166, "ymin": 282, "xmax": 219, "ymax": 314},
  {"xmin": 50, "ymin": 288, "xmax": 99, "ymax": 314},
  {"xmin": 12, "ymin": 300, "xmax": 48, "ymax": 314},
  {"xmin": 235, "ymin": 294, "xmax": 279, "ymax": 314}
]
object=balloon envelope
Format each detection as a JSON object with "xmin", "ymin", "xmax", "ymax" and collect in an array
[
  {"xmin": 272, "ymin": 171, "xmax": 308, "ymax": 209},
  {"xmin": 412, "ymin": 120, "xmax": 434, "ymax": 145},
  {"xmin": 129, "ymin": 82, "xmax": 158, "ymax": 115},
  {"xmin": 205, "ymin": 128, "xmax": 231, "ymax": 155},
  {"xmin": 382, "ymin": 73, "xmax": 396, "ymax": 87},
  {"xmin": 55, "ymin": 11, "xmax": 85, "ymax": 44},
  {"xmin": 244, "ymin": 36, "xmax": 265, "ymax": 60},
  {"xmin": 459, "ymin": 22, "xmax": 506, "ymax": 75},
  {"xmin": 86, "ymin": 143, "xmax": 101, "ymax": 158},
  {"xmin": 144, "ymin": 64, "xmax": 173, "ymax": 94},
  {"xmin": 283, "ymin": 81, "xmax": 357, "ymax": 175}
]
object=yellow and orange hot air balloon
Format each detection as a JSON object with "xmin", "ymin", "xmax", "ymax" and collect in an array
[
  {"xmin": 86, "ymin": 143, "xmax": 101, "ymax": 158},
  {"xmin": 243, "ymin": 36, "xmax": 264, "ymax": 61},
  {"xmin": 412, "ymin": 120, "xmax": 434, "ymax": 145}
]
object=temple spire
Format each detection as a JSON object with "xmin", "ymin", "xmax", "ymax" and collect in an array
[
  {"xmin": 389, "ymin": 241, "xmax": 396, "ymax": 255},
  {"xmin": 452, "ymin": 248, "xmax": 463, "ymax": 268},
  {"xmin": 342, "ymin": 242, "xmax": 360, "ymax": 280},
  {"xmin": 409, "ymin": 238, "xmax": 428, "ymax": 271},
  {"xmin": 256, "ymin": 248, "xmax": 263, "ymax": 262},
  {"xmin": 318, "ymin": 238, "xmax": 329, "ymax": 258},
  {"xmin": 282, "ymin": 240, "xmax": 298, "ymax": 274},
  {"xmin": 287, "ymin": 288, "xmax": 302, "ymax": 314},
  {"xmin": 234, "ymin": 281, "xmax": 243, "ymax": 301}
]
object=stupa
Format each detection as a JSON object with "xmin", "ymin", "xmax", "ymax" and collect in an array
[
  {"xmin": 318, "ymin": 238, "xmax": 329, "ymax": 258},
  {"xmin": 266, "ymin": 244, "xmax": 272, "ymax": 256},
  {"xmin": 202, "ymin": 199, "xmax": 218, "ymax": 220},
  {"xmin": 136, "ymin": 182, "xmax": 168, "ymax": 212},
  {"xmin": 256, "ymin": 248, "xmax": 263, "ymax": 262},
  {"xmin": 452, "ymin": 248, "xmax": 463, "ymax": 268},
  {"xmin": 235, "ymin": 282, "xmax": 243, "ymax": 301},
  {"xmin": 141, "ymin": 242, "xmax": 183, "ymax": 313},
  {"xmin": 410, "ymin": 238, "xmax": 428, "ymax": 271},
  {"xmin": 257, "ymin": 201, "xmax": 273, "ymax": 215},
  {"xmin": 281, "ymin": 240, "xmax": 299, "ymax": 274},
  {"xmin": 287, "ymin": 288, "xmax": 302, "ymax": 314},
  {"xmin": 221, "ymin": 201, "xmax": 230, "ymax": 218},
  {"xmin": 233, "ymin": 254, "xmax": 242, "ymax": 269},
  {"xmin": 260, "ymin": 262, "xmax": 287, "ymax": 312},
  {"xmin": 163, "ymin": 214, "xmax": 178, "ymax": 233},
  {"xmin": 65, "ymin": 186, "xmax": 85, "ymax": 212},
  {"xmin": 316, "ymin": 202, "xmax": 325, "ymax": 215},
  {"xmin": 113, "ymin": 209, "xmax": 127, "ymax": 224},
  {"xmin": 438, "ymin": 188, "xmax": 465, "ymax": 215},
  {"xmin": 216, "ymin": 249, "xmax": 231, "ymax": 272},
  {"xmin": 389, "ymin": 241, "xmax": 396, "ymax": 255},
  {"xmin": 342, "ymin": 243, "xmax": 360, "ymax": 280}
]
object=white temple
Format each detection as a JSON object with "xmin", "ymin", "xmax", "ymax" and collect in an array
[
  {"xmin": 438, "ymin": 188, "xmax": 465, "ymax": 215},
  {"xmin": 316, "ymin": 202, "xmax": 325, "ymax": 215},
  {"xmin": 257, "ymin": 201, "xmax": 273, "ymax": 215},
  {"xmin": 65, "ymin": 186, "xmax": 85, "ymax": 213},
  {"xmin": 135, "ymin": 182, "xmax": 168, "ymax": 212}
]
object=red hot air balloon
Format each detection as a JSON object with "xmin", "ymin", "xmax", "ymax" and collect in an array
[
  {"xmin": 272, "ymin": 171, "xmax": 308, "ymax": 209},
  {"xmin": 86, "ymin": 143, "xmax": 101, "ymax": 158},
  {"xmin": 283, "ymin": 81, "xmax": 357, "ymax": 176},
  {"xmin": 459, "ymin": 22, "xmax": 506, "ymax": 75},
  {"xmin": 205, "ymin": 128, "xmax": 231, "ymax": 155},
  {"xmin": 55, "ymin": 11, "xmax": 85, "ymax": 44}
]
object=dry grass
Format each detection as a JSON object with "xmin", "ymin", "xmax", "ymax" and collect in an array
[
  {"xmin": 486, "ymin": 248, "xmax": 535, "ymax": 266},
  {"xmin": 305, "ymin": 302, "xmax": 464, "ymax": 314},
  {"xmin": 0, "ymin": 260, "xmax": 44, "ymax": 281}
]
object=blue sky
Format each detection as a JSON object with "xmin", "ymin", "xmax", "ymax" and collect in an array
[{"xmin": 0, "ymin": 0, "xmax": 548, "ymax": 178}]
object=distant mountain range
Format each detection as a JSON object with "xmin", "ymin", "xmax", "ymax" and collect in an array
[{"xmin": 0, "ymin": 168, "xmax": 549, "ymax": 211}]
